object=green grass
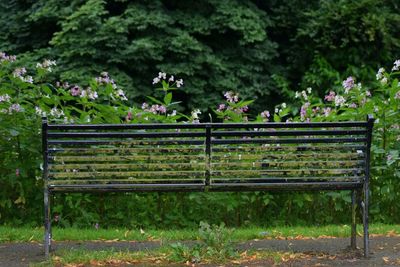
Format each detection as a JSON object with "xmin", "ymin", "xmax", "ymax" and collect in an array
[
  {"xmin": 1, "ymin": 223, "xmax": 399, "ymax": 243},
  {"xmin": 31, "ymin": 247, "xmax": 278, "ymax": 267},
  {"xmin": 31, "ymin": 248, "xmax": 168, "ymax": 267}
]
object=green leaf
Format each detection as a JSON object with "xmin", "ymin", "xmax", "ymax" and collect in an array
[
  {"xmin": 146, "ymin": 96, "xmax": 163, "ymax": 105},
  {"xmin": 273, "ymin": 114, "xmax": 280, "ymax": 122},
  {"xmin": 164, "ymin": 93, "xmax": 172, "ymax": 105},
  {"xmin": 41, "ymin": 85, "xmax": 52, "ymax": 95},
  {"xmin": 9, "ymin": 129, "xmax": 19, "ymax": 136}
]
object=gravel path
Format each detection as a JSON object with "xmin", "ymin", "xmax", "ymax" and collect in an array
[{"xmin": 0, "ymin": 236, "xmax": 399, "ymax": 266}]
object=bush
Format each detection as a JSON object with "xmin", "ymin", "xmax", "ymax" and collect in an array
[{"xmin": 0, "ymin": 51, "xmax": 399, "ymax": 226}]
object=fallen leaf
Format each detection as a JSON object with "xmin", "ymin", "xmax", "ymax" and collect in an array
[
  {"xmin": 317, "ymin": 235, "xmax": 336, "ymax": 239},
  {"xmin": 124, "ymin": 230, "xmax": 130, "ymax": 238}
]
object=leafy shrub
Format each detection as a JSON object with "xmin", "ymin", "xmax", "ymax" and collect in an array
[
  {"xmin": 168, "ymin": 222, "xmax": 237, "ymax": 263},
  {"xmin": 0, "ymin": 51, "xmax": 399, "ymax": 226}
]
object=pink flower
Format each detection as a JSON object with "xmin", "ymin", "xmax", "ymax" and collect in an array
[
  {"xmin": 126, "ymin": 111, "xmax": 132, "ymax": 122},
  {"xmin": 0, "ymin": 52, "xmax": 16, "ymax": 62},
  {"xmin": 240, "ymin": 106, "xmax": 249, "ymax": 112},
  {"xmin": 261, "ymin": 110, "xmax": 270, "ymax": 118},
  {"xmin": 15, "ymin": 169, "xmax": 20, "ymax": 176},
  {"xmin": 348, "ymin": 103, "xmax": 357, "ymax": 108},
  {"xmin": 300, "ymin": 102, "xmax": 310, "ymax": 120},
  {"xmin": 324, "ymin": 91, "xmax": 336, "ymax": 101},
  {"xmin": 312, "ymin": 107, "xmax": 320, "ymax": 114},
  {"xmin": 217, "ymin": 104, "xmax": 225, "ymax": 112},
  {"xmin": 70, "ymin": 86, "xmax": 81, "ymax": 96},
  {"xmin": 323, "ymin": 107, "xmax": 332, "ymax": 117},
  {"xmin": 9, "ymin": 103, "xmax": 22, "ymax": 113},
  {"xmin": 158, "ymin": 105, "xmax": 167, "ymax": 113},
  {"xmin": 342, "ymin": 76, "xmax": 355, "ymax": 93},
  {"xmin": 224, "ymin": 91, "xmax": 239, "ymax": 103}
]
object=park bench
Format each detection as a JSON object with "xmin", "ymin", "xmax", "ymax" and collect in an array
[{"xmin": 42, "ymin": 115, "xmax": 374, "ymax": 257}]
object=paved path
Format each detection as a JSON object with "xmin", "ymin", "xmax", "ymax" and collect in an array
[{"xmin": 0, "ymin": 236, "xmax": 399, "ymax": 266}]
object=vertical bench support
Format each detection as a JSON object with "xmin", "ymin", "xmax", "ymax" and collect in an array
[
  {"xmin": 205, "ymin": 125, "xmax": 211, "ymax": 188},
  {"xmin": 363, "ymin": 114, "xmax": 374, "ymax": 257},
  {"xmin": 350, "ymin": 190, "xmax": 357, "ymax": 249},
  {"xmin": 42, "ymin": 117, "xmax": 51, "ymax": 257}
]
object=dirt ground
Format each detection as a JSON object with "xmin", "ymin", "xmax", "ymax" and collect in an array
[{"xmin": 0, "ymin": 236, "xmax": 399, "ymax": 266}]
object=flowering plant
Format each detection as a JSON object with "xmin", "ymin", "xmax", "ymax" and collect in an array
[{"xmin": 1, "ymin": 50, "xmax": 399, "ymax": 225}]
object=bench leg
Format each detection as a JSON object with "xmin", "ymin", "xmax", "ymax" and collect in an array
[
  {"xmin": 44, "ymin": 188, "xmax": 51, "ymax": 258},
  {"xmin": 362, "ymin": 186, "xmax": 369, "ymax": 258},
  {"xmin": 350, "ymin": 190, "xmax": 357, "ymax": 249}
]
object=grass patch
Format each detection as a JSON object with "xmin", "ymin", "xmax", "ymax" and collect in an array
[
  {"xmin": 31, "ymin": 247, "xmax": 305, "ymax": 266},
  {"xmin": 1, "ymin": 223, "xmax": 399, "ymax": 243},
  {"xmin": 31, "ymin": 248, "xmax": 169, "ymax": 267}
]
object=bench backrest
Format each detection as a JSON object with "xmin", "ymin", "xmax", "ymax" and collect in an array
[{"xmin": 43, "ymin": 116, "xmax": 374, "ymax": 192}]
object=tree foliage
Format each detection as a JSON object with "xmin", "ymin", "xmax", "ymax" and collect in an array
[{"xmin": 2, "ymin": 0, "xmax": 398, "ymax": 115}]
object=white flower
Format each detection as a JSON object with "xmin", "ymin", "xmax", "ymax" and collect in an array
[
  {"xmin": 50, "ymin": 107, "xmax": 64, "ymax": 118},
  {"xmin": 80, "ymin": 90, "xmax": 87, "ymax": 98},
  {"xmin": 376, "ymin": 68, "xmax": 385, "ymax": 80},
  {"xmin": 88, "ymin": 91, "xmax": 98, "ymax": 100},
  {"xmin": 307, "ymin": 87, "xmax": 312, "ymax": 94},
  {"xmin": 392, "ymin": 59, "xmax": 400, "ymax": 71},
  {"xmin": 281, "ymin": 102, "xmax": 287, "ymax": 109},
  {"xmin": 36, "ymin": 59, "xmax": 56, "ymax": 72},
  {"xmin": 152, "ymin": 77, "xmax": 160, "ymax": 85},
  {"xmin": 295, "ymin": 91, "xmax": 300, "ymax": 98},
  {"xmin": 191, "ymin": 109, "xmax": 201, "ymax": 120},
  {"xmin": 334, "ymin": 95, "xmax": 346, "ymax": 107},
  {"xmin": 24, "ymin": 76, "xmax": 34, "ymax": 83},
  {"xmin": 275, "ymin": 108, "xmax": 279, "ymax": 113},
  {"xmin": 158, "ymin": 72, "xmax": 167, "ymax": 80},
  {"xmin": 168, "ymin": 75, "xmax": 174, "ymax": 82},
  {"xmin": 9, "ymin": 103, "xmax": 22, "ymax": 113},
  {"xmin": 117, "ymin": 89, "xmax": 127, "ymax": 100},
  {"xmin": 176, "ymin": 79, "xmax": 184, "ymax": 88},
  {"xmin": 35, "ymin": 106, "xmax": 44, "ymax": 116},
  {"xmin": 301, "ymin": 90, "xmax": 308, "ymax": 100},
  {"xmin": 0, "ymin": 94, "xmax": 11, "ymax": 103},
  {"xmin": 380, "ymin": 77, "xmax": 388, "ymax": 85}
]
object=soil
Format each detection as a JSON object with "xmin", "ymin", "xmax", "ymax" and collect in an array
[{"xmin": 0, "ymin": 236, "xmax": 399, "ymax": 267}]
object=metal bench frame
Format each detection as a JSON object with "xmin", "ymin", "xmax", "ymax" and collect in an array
[{"xmin": 42, "ymin": 115, "xmax": 374, "ymax": 257}]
